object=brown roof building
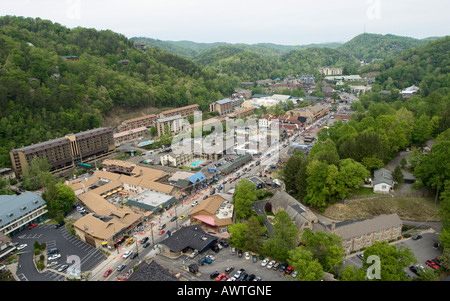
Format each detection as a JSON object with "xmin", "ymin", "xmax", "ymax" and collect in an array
[
  {"xmin": 189, "ymin": 194, "xmax": 233, "ymax": 236},
  {"xmin": 10, "ymin": 127, "xmax": 114, "ymax": 177}
]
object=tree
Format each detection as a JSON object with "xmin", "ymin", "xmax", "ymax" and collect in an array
[
  {"xmin": 228, "ymin": 223, "xmax": 248, "ymax": 249},
  {"xmin": 304, "ymin": 160, "xmax": 331, "ymax": 209},
  {"xmin": 392, "ymin": 165, "xmax": 404, "ymax": 187},
  {"xmin": 300, "ymin": 228, "xmax": 345, "ymax": 273},
  {"xmin": 232, "ymin": 179, "xmax": 257, "ymax": 221},
  {"xmin": 339, "ymin": 265, "xmax": 367, "ymax": 281},
  {"xmin": 288, "ymin": 247, "xmax": 324, "ymax": 281},
  {"xmin": 415, "ymin": 141, "xmax": 450, "ymax": 202},
  {"xmin": 21, "ymin": 157, "xmax": 54, "ymax": 191},
  {"xmin": 244, "ymin": 216, "xmax": 264, "ymax": 252},
  {"xmin": 362, "ymin": 241, "xmax": 417, "ymax": 281},
  {"xmin": 336, "ymin": 158, "xmax": 371, "ymax": 199},
  {"xmin": 263, "ymin": 211, "xmax": 298, "ymax": 262}
]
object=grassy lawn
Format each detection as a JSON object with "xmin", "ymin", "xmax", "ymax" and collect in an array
[{"xmin": 323, "ymin": 196, "xmax": 441, "ymax": 222}]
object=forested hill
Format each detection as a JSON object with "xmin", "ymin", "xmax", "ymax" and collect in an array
[
  {"xmin": 362, "ymin": 36, "xmax": 450, "ymax": 95},
  {"xmin": 0, "ymin": 16, "xmax": 237, "ymax": 167},
  {"xmin": 191, "ymin": 45, "xmax": 360, "ymax": 81},
  {"xmin": 130, "ymin": 37, "xmax": 343, "ymax": 60},
  {"xmin": 338, "ymin": 33, "xmax": 439, "ymax": 62}
]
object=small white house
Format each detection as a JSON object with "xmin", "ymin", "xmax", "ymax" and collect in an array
[{"xmin": 373, "ymin": 168, "xmax": 394, "ymax": 194}]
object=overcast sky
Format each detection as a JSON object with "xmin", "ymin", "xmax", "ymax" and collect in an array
[{"xmin": 1, "ymin": 0, "xmax": 449, "ymax": 45}]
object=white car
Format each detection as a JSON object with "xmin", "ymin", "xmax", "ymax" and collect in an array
[
  {"xmin": 122, "ymin": 251, "xmax": 132, "ymax": 259},
  {"xmin": 261, "ymin": 259, "xmax": 269, "ymax": 267},
  {"xmin": 244, "ymin": 252, "xmax": 250, "ymax": 260},
  {"xmin": 191, "ymin": 201, "xmax": 199, "ymax": 207},
  {"xmin": 227, "ymin": 276, "xmax": 236, "ymax": 281},
  {"xmin": 267, "ymin": 260, "xmax": 275, "ymax": 269},
  {"xmin": 16, "ymin": 244, "xmax": 27, "ymax": 250},
  {"xmin": 206, "ymin": 254, "xmax": 216, "ymax": 261},
  {"xmin": 48, "ymin": 253, "xmax": 61, "ymax": 261},
  {"xmin": 47, "ymin": 261, "xmax": 58, "ymax": 267}
]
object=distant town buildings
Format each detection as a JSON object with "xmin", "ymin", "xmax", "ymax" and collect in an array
[
  {"xmin": 318, "ymin": 67, "xmax": 343, "ymax": 76},
  {"xmin": 209, "ymin": 98, "xmax": 233, "ymax": 116}
]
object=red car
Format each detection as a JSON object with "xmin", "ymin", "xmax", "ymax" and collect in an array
[
  {"xmin": 159, "ymin": 230, "xmax": 165, "ymax": 235},
  {"xmin": 215, "ymin": 273, "xmax": 227, "ymax": 281},
  {"xmin": 284, "ymin": 266, "xmax": 294, "ymax": 275},
  {"xmin": 426, "ymin": 260, "xmax": 439, "ymax": 270},
  {"xmin": 103, "ymin": 269, "xmax": 112, "ymax": 277},
  {"xmin": 27, "ymin": 223, "xmax": 38, "ymax": 229}
]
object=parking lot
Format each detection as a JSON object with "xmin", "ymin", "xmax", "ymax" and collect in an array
[
  {"xmin": 11, "ymin": 222, "xmax": 106, "ymax": 281},
  {"xmin": 343, "ymin": 231, "xmax": 442, "ymax": 279},
  {"xmin": 157, "ymin": 244, "xmax": 294, "ymax": 282}
]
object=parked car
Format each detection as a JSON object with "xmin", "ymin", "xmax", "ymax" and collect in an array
[
  {"xmin": 58, "ymin": 264, "xmax": 69, "ymax": 272},
  {"xmin": 202, "ymin": 257, "xmax": 212, "ymax": 264},
  {"xmin": 209, "ymin": 271, "xmax": 220, "ymax": 279},
  {"xmin": 412, "ymin": 235, "xmax": 422, "ymax": 240},
  {"xmin": 215, "ymin": 273, "xmax": 227, "ymax": 281},
  {"xmin": 261, "ymin": 259, "xmax": 269, "ymax": 267},
  {"xmin": 252, "ymin": 254, "xmax": 257, "ymax": 263},
  {"xmin": 426, "ymin": 260, "xmax": 439, "ymax": 270},
  {"xmin": 238, "ymin": 272, "xmax": 248, "ymax": 281},
  {"xmin": 233, "ymin": 269, "xmax": 245, "ymax": 279},
  {"xmin": 284, "ymin": 266, "xmax": 294, "ymax": 275},
  {"xmin": 272, "ymin": 262, "xmax": 280, "ymax": 270},
  {"xmin": 48, "ymin": 253, "xmax": 61, "ymax": 261},
  {"xmin": 47, "ymin": 261, "xmax": 58, "ymax": 267},
  {"xmin": 47, "ymin": 248, "xmax": 59, "ymax": 255},
  {"xmin": 291, "ymin": 270, "xmax": 298, "ymax": 278},
  {"xmin": 54, "ymin": 222, "xmax": 65, "ymax": 229},
  {"xmin": 225, "ymin": 266, "xmax": 235, "ymax": 274},
  {"xmin": 237, "ymin": 250, "xmax": 243, "ymax": 257},
  {"xmin": 244, "ymin": 252, "xmax": 250, "ymax": 260},
  {"xmin": 267, "ymin": 260, "xmax": 275, "ymax": 269},
  {"xmin": 27, "ymin": 223, "xmax": 38, "ymax": 229},
  {"xmin": 279, "ymin": 263, "xmax": 288, "ymax": 272}
]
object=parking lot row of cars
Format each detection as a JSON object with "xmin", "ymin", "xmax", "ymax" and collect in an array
[{"xmin": 207, "ymin": 246, "xmax": 298, "ymax": 281}]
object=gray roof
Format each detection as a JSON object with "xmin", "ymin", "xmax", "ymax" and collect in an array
[
  {"xmin": 0, "ymin": 192, "xmax": 46, "ymax": 228},
  {"xmin": 269, "ymin": 190, "xmax": 311, "ymax": 228},
  {"xmin": 158, "ymin": 225, "xmax": 217, "ymax": 253},
  {"xmin": 333, "ymin": 213, "xmax": 402, "ymax": 240},
  {"xmin": 215, "ymin": 98, "xmax": 233, "ymax": 105},
  {"xmin": 127, "ymin": 258, "xmax": 179, "ymax": 281},
  {"xmin": 373, "ymin": 168, "xmax": 394, "ymax": 186}
]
